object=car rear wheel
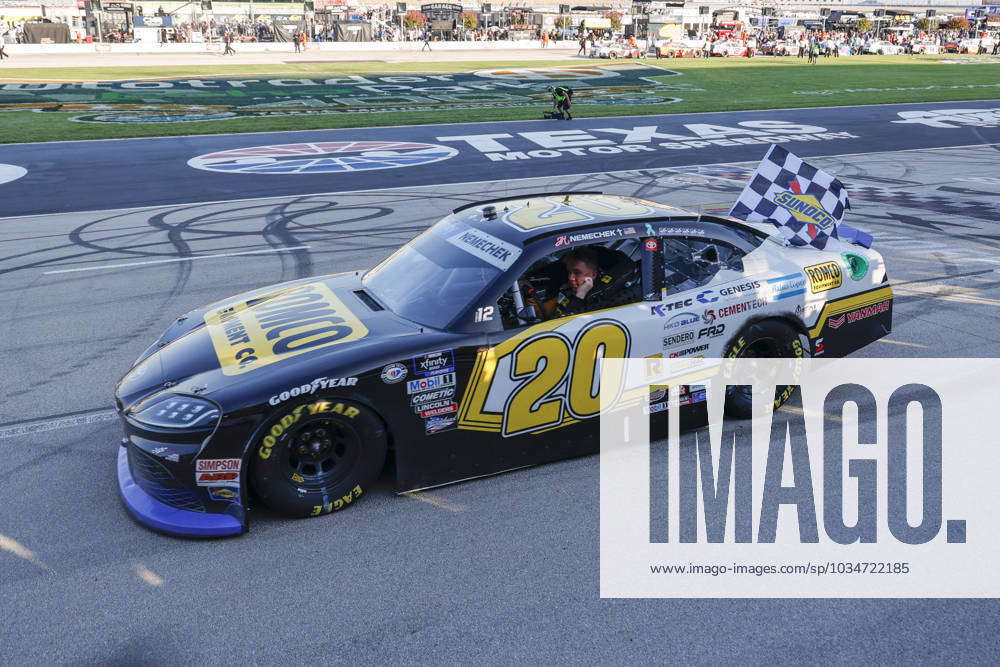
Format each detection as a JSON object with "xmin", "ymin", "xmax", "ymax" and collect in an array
[
  {"xmin": 251, "ymin": 398, "xmax": 387, "ymax": 518},
  {"xmin": 723, "ymin": 319, "xmax": 806, "ymax": 419}
]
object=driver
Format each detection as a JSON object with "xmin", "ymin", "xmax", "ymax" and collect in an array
[{"xmin": 543, "ymin": 248, "xmax": 610, "ymax": 317}]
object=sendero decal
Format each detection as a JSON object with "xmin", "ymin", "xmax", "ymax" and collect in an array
[
  {"xmin": 805, "ymin": 261, "xmax": 843, "ymax": 293},
  {"xmin": 446, "ymin": 229, "xmax": 521, "ymax": 269},
  {"xmin": 188, "ymin": 141, "xmax": 458, "ymax": 175},
  {"xmin": 204, "ymin": 282, "xmax": 368, "ymax": 376}
]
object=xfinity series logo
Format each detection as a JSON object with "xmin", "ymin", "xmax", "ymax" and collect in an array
[{"xmin": 413, "ymin": 350, "xmax": 455, "ymax": 377}]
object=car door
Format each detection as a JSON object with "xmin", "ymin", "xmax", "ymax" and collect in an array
[{"xmin": 454, "ymin": 235, "xmax": 655, "ymax": 456}]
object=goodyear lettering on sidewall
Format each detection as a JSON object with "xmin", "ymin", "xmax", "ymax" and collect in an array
[
  {"xmin": 259, "ymin": 400, "xmax": 361, "ymax": 460},
  {"xmin": 205, "ymin": 282, "xmax": 368, "ymax": 376}
]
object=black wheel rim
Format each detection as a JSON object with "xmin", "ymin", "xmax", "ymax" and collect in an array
[
  {"xmin": 277, "ymin": 417, "xmax": 362, "ymax": 489},
  {"xmin": 731, "ymin": 336, "xmax": 785, "ymax": 401}
]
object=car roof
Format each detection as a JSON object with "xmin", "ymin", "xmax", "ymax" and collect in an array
[{"xmin": 446, "ymin": 192, "xmax": 706, "ymax": 245}]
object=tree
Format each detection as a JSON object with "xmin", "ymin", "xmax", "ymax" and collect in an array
[
  {"xmin": 915, "ymin": 17, "xmax": 933, "ymax": 32},
  {"xmin": 855, "ymin": 18, "xmax": 873, "ymax": 33},
  {"xmin": 460, "ymin": 11, "xmax": 477, "ymax": 30},
  {"xmin": 554, "ymin": 15, "xmax": 572, "ymax": 29},
  {"xmin": 604, "ymin": 10, "xmax": 622, "ymax": 33},
  {"xmin": 402, "ymin": 10, "xmax": 426, "ymax": 30},
  {"xmin": 945, "ymin": 16, "xmax": 970, "ymax": 31}
]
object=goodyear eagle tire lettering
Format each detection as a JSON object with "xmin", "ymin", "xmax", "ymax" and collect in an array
[
  {"xmin": 723, "ymin": 319, "xmax": 806, "ymax": 419},
  {"xmin": 251, "ymin": 398, "xmax": 387, "ymax": 519}
]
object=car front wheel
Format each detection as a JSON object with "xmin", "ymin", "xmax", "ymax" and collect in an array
[{"xmin": 251, "ymin": 397, "xmax": 387, "ymax": 518}]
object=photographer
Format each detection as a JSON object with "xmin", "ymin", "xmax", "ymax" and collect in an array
[{"xmin": 547, "ymin": 85, "xmax": 573, "ymax": 120}]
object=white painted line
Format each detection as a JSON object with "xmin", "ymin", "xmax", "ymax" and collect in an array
[
  {"xmin": 3, "ymin": 141, "xmax": 998, "ymax": 225},
  {"xmin": 43, "ymin": 245, "xmax": 310, "ymax": 275},
  {"xmin": 873, "ymin": 338, "xmax": 930, "ymax": 349},
  {"xmin": 134, "ymin": 563, "xmax": 165, "ymax": 587},
  {"xmin": 0, "ymin": 533, "xmax": 50, "ymax": 571},
  {"xmin": 0, "ymin": 410, "xmax": 117, "ymax": 440}
]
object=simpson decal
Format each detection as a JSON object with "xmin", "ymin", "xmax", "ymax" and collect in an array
[{"xmin": 204, "ymin": 282, "xmax": 368, "ymax": 376}]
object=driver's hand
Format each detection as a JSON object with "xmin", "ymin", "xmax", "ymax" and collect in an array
[{"xmin": 574, "ymin": 277, "xmax": 594, "ymax": 299}]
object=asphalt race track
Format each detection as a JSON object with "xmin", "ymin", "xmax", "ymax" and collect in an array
[
  {"xmin": 2, "ymin": 99, "xmax": 1000, "ymax": 216},
  {"xmin": 2, "ymin": 107, "xmax": 1000, "ymax": 661}
]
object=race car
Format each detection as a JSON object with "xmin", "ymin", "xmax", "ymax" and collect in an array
[
  {"xmin": 115, "ymin": 192, "xmax": 893, "ymax": 537},
  {"xmin": 862, "ymin": 40, "xmax": 903, "ymax": 56},
  {"xmin": 911, "ymin": 40, "xmax": 941, "ymax": 55},
  {"xmin": 592, "ymin": 40, "xmax": 639, "ymax": 59}
]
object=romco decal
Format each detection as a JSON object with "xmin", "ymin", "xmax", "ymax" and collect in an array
[
  {"xmin": 804, "ymin": 261, "xmax": 843, "ymax": 293},
  {"xmin": 0, "ymin": 65, "xmax": 680, "ymax": 124},
  {"xmin": 204, "ymin": 281, "xmax": 368, "ymax": 375},
  {"xmin": 188, "ymin": 141, "xmax": 459, "ymax": 175}
]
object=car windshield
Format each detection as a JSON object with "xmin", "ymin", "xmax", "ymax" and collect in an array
[{"xmin": 363, "ymin": 222, "xmax": 505, "ymax": 329}]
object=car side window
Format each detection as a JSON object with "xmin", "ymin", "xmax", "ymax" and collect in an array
[
  {"xmin": 498, "ymin": 238, "xmax": 643, "ymax": 329},
  {"xmin": 662, "ymin": 237, "xmax": 745, "ymax": 294}
]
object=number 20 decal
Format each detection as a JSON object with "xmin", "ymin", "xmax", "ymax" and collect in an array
[{"xmin": 458, "ymin": 319, "xmax": 630, "ymax": 437}]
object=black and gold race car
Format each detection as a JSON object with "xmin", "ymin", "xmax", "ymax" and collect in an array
[{"xmin": 115, "ymin": 192, "xmax": 892, "ymax": 536}]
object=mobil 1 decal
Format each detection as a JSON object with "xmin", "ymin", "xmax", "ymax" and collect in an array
[{"xmin": 0, "ymin": 64, "xmax": 681, "ymax": 124}]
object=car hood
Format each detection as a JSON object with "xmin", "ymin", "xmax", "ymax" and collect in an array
[{"xmin": 116, "ymin": 272, "xmax": 424, "ymax": 409}]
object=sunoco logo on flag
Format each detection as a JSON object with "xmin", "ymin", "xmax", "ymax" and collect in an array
[{"xmin": 729, "ymin": 145, "xmax": 850, "ymax": 250}]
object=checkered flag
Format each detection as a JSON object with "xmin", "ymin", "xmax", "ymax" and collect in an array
[{"xmin": 729, "ymin": 145, "xmax": 851, "ymax": 250}]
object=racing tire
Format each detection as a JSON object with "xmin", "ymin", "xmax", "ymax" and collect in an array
[
  {"xmin": 877, "ymin": 50, "xmax": 884, "ymax": 56},
  {"xmin": 251, "ymin": 398, "xmax": 387, "ymax": 519},
  {"xmin": 723, "ymin": 319, "xmax": 806, "ymax": 419}
]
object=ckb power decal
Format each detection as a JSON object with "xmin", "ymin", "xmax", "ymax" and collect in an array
[{"xmin": 0, "ymin": 64, "xmax": 684, "ymax": 124}]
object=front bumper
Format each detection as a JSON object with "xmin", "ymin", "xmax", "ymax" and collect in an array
[{"xmin": 117, "ymin": 445, "xmax": 244, "ymax": 537}]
